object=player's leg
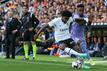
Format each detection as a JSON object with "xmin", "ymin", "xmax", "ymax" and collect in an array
[
  {"xmin": 23, "ymin": 32, "xmax": 29, "ymax": 60},
  {"xmin": 80, "ymin": 40, "xmax": 95, "ymax": 65},
  {"xmin": 31, "ymin": 31, "xmax": 37, "ymax": 60},
  {"xmin": 59, "ymin": 39, "xmax": 90, "ymax": 69},
  {"xmin": 23, "ymin": 41, "xmax": 29, "ymax": 59},
  {"xmin": 71, "ymin": 42, "xmax": 90, "ymax": 69},
  {"xmin": 5, "ymin": 37, "xmax": 11, "ymax": 59},
  {"xmin": 59, "ymin": 43, "xmax": 87, "ymax": 58},
  {"xmin": 80, "ymin": 40, "xmax": 90, "ymax": 58},
  {"xmin": 59, "ymin": 43, "xmax": 90, "ymax": 69},
  {"xmin": 31, "ymin": 41, "xmax": 37, "ymax": 59},
  {"xmin": 69, "ymin": 38, "xmax": 91, "ymax": 68}
]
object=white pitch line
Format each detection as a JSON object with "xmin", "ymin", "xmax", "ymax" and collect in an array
[
  {"xmin": 0, "ymin": 59, "xmax": 107, "ymax": 66},
  {"xmin": 85, "ymin": 61, "xmax": 107, "ymax": 65},
  {"xmin": 0, "ymin": 59, "xmax": 70, "ymax": 67}
]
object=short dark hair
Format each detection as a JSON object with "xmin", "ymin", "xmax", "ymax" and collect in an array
[
  {"xmin": 61, "ymin": 10, "xmax": 72, "ymax": 17},
  {"xmin": 23, "ymin": 5, "xmax": 29, "ymax": 9},
  {"xmin": 77, "ymin": 4, "xmax": 84, "ymax": 8}
]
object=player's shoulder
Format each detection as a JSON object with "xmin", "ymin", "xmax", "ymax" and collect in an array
[
  {"xmin": 51, "ymin": 17, "xmax": 62, "ymax": 22},
  {"xmin": 72, "ymin": 13, "xmax": 78, "ymax": 16},
  {"xmin": 84, "ymin": 14, "xmax": 88, "ymax": 18},
  {"xmin": 72, "ymin": 13, "xmax": 88, "ymax": 19},
  {"xmin": 54, "ymin": 17, "xmax": 61, "ymax": 21},
  {"xmin": 67, "ymin": 17, "xmax": 73, "ymax": 24},
  {"xmin": 72, "ymin": 13, "xmax": 80, "ymax": 19}
]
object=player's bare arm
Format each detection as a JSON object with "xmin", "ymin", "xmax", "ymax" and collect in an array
[{"xmin": 34, "ymin": 24, "xmax": 49, "ymax": 40}]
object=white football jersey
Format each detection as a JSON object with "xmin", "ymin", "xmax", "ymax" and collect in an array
[{"xmin": 48, "ymin": 17, "xmax": 73, "ymax": 42}]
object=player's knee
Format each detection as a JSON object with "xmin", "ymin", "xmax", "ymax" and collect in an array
[
  {"xmin": 70, "ymin": 41, "xmax": 76, "ymax": 48},
  {"xmin": 24, "ymin": 42, "xmax": 28, "ymax": 44}
]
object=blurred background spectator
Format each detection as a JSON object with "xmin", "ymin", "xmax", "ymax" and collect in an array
[{"xmin": 0, "ymin": 0, "xmax": 107, "ymax": 23}]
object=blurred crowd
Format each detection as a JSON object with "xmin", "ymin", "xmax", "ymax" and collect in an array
[
  {"xmin": 86, "ymin": 36, "xmax": 107, "ymax": 57},
  {"xmin": 0, "ymin": 0, "xmax": 107, "ymax": 24}
]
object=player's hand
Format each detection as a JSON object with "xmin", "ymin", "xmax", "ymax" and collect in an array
[
  {"xmin": 22, "ymin": 33, "xmax": 24, "ymax": 37},
  {"xmin": 28, "ymin": 27, "xmax": 33, "ymax": 31},
  {"xmin": 34, "ymin": 35, "xmax": 38, "ymax": 41},
  {"xmin": 12, "ymin": 29, "xmax": 18, "ymax": 34}
]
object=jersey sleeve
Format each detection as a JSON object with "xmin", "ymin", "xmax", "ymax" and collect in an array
[
  {"xmin": 84, "ymin": 18, "xmax": 88, "ymax": 22},
  {"xmin": 32, "ymin": 14, "xmax": 40, "ymax": 28},
  {"xmin": 67, "ymin": 17, "xmax": 73, "ymax": 26},
  {"xmin": 48, "ymin": 18, "xmax": 57, "ymax": 27}
]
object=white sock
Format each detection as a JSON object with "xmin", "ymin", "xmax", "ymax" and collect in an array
[{"xmin": 64, "ymin": 47, "xmax": 81, "ymax": 56}]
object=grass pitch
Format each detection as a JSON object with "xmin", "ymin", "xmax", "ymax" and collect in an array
[{"xmin": 0, "ymin": 55, "xmax": 107, "ymax": 71}]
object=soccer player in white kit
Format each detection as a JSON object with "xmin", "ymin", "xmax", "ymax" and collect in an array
[{"xmin": 34, "ymin": 10, "xmax": 88, "ymax": 59}]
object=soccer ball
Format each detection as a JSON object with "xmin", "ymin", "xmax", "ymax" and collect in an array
[{"xmin": 72, "ymin": 60, "xmax": 82, "ymax": 69}]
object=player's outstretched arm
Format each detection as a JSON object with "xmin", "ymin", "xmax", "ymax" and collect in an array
[{"xmin": 34, "ymin": 24, "xmax": 49, "ymax": 40}]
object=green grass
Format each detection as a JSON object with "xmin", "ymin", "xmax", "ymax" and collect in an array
[{"xmin": 0, "ymin": 55, "xmax": 107, "ymax": 71}]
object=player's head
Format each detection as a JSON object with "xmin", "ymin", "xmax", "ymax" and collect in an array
[
  {"xmin": 61, "ymin": 10, "xmax": 72, "ymax": 23},
  {"xmin": 22, "ymin": 5, "xmax": 28, "ymax": 14},
  {"xmin": 77, "ymin": 4, "xmax": 84, "ymax": 17},
  {"xmin": 7, "ymin": 11, "xmax": 13, "ymax": 18}
]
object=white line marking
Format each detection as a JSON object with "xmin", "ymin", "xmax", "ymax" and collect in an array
[{"xmin": 0, "ymin": 59, "xmax": 107, "ymax": 66}]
